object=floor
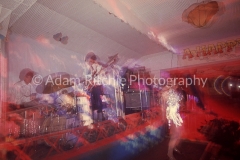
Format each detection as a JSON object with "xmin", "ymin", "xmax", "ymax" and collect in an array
[
  {"xmin": 132, "ymin": 138, "xmax": 207, "ymax": 160},
  {"xmin": 132, "ymin": 93, "xmax": 240, "ymax": 160}
]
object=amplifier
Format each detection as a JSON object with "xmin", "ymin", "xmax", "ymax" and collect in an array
[{"xmin": 124, "ymin": 91, "xmax": 150, "ymax": 108}]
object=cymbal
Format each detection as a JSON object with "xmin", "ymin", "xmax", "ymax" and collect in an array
[{"xmin": 36, "ymin": 72, "xmax": 74, "ymax": 94}]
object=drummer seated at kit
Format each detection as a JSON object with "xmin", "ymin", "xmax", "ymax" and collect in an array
[{"xmin": 9, "ymin": 68, "xmax": 38, "ymax": 110}]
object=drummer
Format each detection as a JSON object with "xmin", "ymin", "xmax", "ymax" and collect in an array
[{"xmin": 9, "ymin": 68, "xmax": 38, "ymax": 110}]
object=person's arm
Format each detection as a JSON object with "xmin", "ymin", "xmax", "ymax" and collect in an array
[
  {"xmin": 30, "ymin": 84, "xmax": 37, "ymax": 100},
  {"xmin": 9, "ymin": 83, "xmax": 21, "ymax": 108}
]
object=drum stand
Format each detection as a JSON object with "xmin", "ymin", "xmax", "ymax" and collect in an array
[
  {"xmin": 112, "ymin": 68, "xmax": 124, "ymax": 118},
  {"xmin": 72, "ymin": 83, "xmax": 80, "ymax": 125},
  {"xmin": 19, "ymin": 109, "xmax": 41, "ymax": 137},
  {"xmin": 73, "ymin": 83, "xmax": 93, "ymax": 126}
]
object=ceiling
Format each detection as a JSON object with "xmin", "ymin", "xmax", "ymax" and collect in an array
[{"xmin": 0, "ymin": 0, "xmax": 240, "ymax": 64}]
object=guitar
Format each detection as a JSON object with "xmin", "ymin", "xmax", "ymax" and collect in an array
[{"xmin": 83, "ymin": 53, "xmax": 119, "ymax": 92}]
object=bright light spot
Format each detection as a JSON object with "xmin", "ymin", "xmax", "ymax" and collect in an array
[
  {"xmin": 157, "ymin": 36, "xmax": 167, "ymax": 46},
  {"xmin": 229, "ymin": 84, "xmax": 232, "ymax": 86},
  {"xmin": 157, "ymin": 35, "xmax": 176, "ymax": 53},
  {"xmin": 147, "ymin": 31, "xmax": 156, "ymax": 40},
  {"xmin": 238, "ymin": 86, "xmax": 240, "ymax": 88}
]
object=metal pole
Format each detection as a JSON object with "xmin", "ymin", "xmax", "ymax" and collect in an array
[
  {"xmin": 114, "ymin": 86, "xmax": 118, "ymax": 116},
  {"xmin": 143, "ymin": 71, "xmax": 148, "ymax": 108},
  {"xmin": 138, "ymin": 70, "xmax": 143, "ymax": 119},
  {"xmin": 119, "ymin": 86, "xmax": 124, "ymax": 117}
]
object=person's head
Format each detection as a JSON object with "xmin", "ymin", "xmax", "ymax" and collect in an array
[
  {"xmin": 85, "ymin": 52, "xmax": 97, "ymax": 66},
  {"xmin": 19, "ymin": 68, "xmax": 34, "ymax": 84},
  {"xmin": 24, "ymin": 72, "xmax": 34, "ymax": 84}
]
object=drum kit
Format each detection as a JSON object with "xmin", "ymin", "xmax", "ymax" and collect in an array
[
  {"xmin": 8, "ymin": 72, "xmax": 92, "ymax": 138},
  {"xmin": 8, "ymin": 57, "xmax": 123, "ymax": 139},
  {"xmin": 5, "ymin": 55, "xmax": 127, "ymax": 154}
]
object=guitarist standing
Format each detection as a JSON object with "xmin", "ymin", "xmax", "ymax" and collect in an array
[{"xmin": 84, "ymin": 52, "xmax": 104, "ymax": 123}]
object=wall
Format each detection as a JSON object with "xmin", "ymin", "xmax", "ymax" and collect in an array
[
  {"xmin": 129, "ymin": 51, "xmax": 178, "ymax": 78},
  {"xmin": 135, "ymin": 36, "xmax": 240, "ymax": 78},
  {"xmin": 178, "ymin": 36, "xmax": 240, "ymax": 67}
]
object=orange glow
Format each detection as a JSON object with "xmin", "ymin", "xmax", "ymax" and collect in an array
[
  {"xmin": 36, "ymin": 36, "xmax": 54, "ymax": 49},
  {"xmin": 182, "ymin": 1, "xmax": 224, "ymax": 28}
]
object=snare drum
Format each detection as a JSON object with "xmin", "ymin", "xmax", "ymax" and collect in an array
[{"xmin": 76, "ymin": 97, "xmax": 93, "ymax": 126}]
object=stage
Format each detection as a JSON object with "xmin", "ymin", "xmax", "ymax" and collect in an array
[{"xmin": 0, "ymin": 107, "xmax": 165, "ymax": 160}]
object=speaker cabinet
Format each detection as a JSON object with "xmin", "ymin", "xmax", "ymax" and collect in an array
[{"xmin": 124, "ymin": 91, "xmax": 150, "ymax": 108}]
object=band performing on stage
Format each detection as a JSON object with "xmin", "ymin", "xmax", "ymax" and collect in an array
[
  {"xmin": 2, "ymin": 50, "xmax": 189, "ymax": 160},
  {"xmin": 6, "ymin": 52, "xmax": 123, "ymax": 139}
]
